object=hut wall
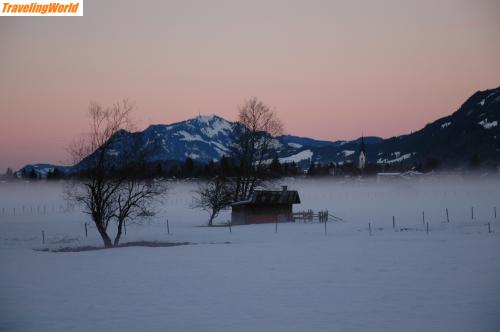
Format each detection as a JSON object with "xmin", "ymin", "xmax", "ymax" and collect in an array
[
  {"xmin": 231, "ymin": 205, "xmax": 247, "ymax": 225},
  {"xmin": 231, "ymin": 204, "xmax": 293, "ymax": 225}
]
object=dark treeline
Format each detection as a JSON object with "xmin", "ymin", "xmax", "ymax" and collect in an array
[
  {"xmin": 76, "ymin": 156, "xmax": 303, "ymax": 180},
  {"xmin": 6, "ymin": 152, "xmax": 491, "ymax": 181}
]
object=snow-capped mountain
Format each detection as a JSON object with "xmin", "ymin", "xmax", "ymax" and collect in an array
[
  {"xmin": 136, "ymin": 115, "xmax": 236, "ymax": 162},
  {"xmin": 74, "ymin": 114, "xmax": 378, "ymax": 169},
  {"xmin": 16, "ymin": 86, "xmax": 500, "ymax": 177}
]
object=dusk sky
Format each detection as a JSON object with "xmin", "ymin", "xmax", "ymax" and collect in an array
[{"xmin": 1, "ymin": 0, "xmax": 499, "ymax": 171}]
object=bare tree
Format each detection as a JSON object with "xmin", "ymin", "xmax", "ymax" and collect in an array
[
  {"xmin": 67, "ymin": 100, "xmax": 166, "ymax": 247},
  {"xmin": 113, "ymin": 170, "xmax": 167, "ymax": 246},
  {"xmin": 231, "ymin": 97, "xmax": 283, "ymax": 201},
  {"xmin": 192, "ymin": 176, "xmax": 233, "ymax": 226}
]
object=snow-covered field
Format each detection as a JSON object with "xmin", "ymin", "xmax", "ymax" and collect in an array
[{"xmin": 1, "ymin": 176, "xmax": 500, "ymax": 332}]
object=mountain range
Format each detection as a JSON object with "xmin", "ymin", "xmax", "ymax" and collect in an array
[{"xmin": 17, "ymin": 86, "xmax": 500, "ymax": 177}]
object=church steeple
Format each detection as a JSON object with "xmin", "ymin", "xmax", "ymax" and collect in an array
[
  {"xmin": 358, "ymin": 136, "xmax": 366, "ymax": 170},
  {"xmin": 359, "ymin": 136, "xmax": 366, "ymax": 154}
]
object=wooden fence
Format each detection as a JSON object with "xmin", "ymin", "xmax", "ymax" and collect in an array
[{"xmin": 292, "ymin": 209, "xmax": 344, "ymax": 223}]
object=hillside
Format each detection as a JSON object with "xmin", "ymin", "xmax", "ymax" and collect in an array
[{"xmin": 16, "ymin": 86, "xmax": 500, "ymax": 177}]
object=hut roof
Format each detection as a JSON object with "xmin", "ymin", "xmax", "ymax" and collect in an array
[{"xmin": 232, "ymin": 188, "xmax": 300, "ymax": 206}]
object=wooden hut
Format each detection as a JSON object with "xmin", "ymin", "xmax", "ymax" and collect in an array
[{"xmin": 231, "ymin": 186, "xmax": 300, "ymax": 225}]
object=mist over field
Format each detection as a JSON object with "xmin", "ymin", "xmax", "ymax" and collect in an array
[
  {"xmin": 1, "ymin": 175, "xmax": 500, "ymax": 331},
  {"xmin": 1, "ymin": 175, "xmax": 500, "ymax": 242}
]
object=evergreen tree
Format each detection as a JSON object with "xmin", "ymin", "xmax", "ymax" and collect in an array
[
  {"xmin": 469, "ymin": 153, "xmax": 481, "ymax": 169},
  {"xmin": 425, "ymin": 157, "xmax": 440, "ymax": 171},
  {"xmin": 5, "ymin": 168, "xmax": 13, "ymax": 178},
  {"xmin": 220, "ymin": 155, "xmax": 231, "ymax": 177},
  {"xmin": 204, "ymin": 161, "xmax": 215, "ymax": 177},
  {"xmin": 289, "ymin": 161, "xmax": 299, "ymax": 175},
  {"xmin": 156, "ymin": 163, "xmax": 163, "ymax": 177},
  {"xmin": 307, "ymin": 162, "xmax": 316, "ymax": 176},
  {"xmin": 47, "ymin": 169, "xmax": 61, "ymax": 179},
  {"xmin": 28, "ymin": 168, "xmax": 37, "ymax": 179},
  {"xmin": 269, "ymin": 157, "xmax": 282, "ymax": 177},
  {"xmin": 184, "ymin": 157, "xmax": 195, "ymax": 177}
]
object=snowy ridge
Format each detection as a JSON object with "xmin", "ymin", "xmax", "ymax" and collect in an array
[{"xmin": 15, "ymin": 86, "xmax": 500, "ymax": 173}]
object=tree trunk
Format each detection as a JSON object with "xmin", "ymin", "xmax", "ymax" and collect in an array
[
  {"xmin": 95, "ymin": 222, "xmax": 113, "ymax": 248},
  {"xmin": 114, "ymin": 220, "xmax": 123, "ymax": 246},
  {"xmin": 234, "ymin": 177, "xmax": 242, "ymax": 202},
  {"xmin": 247, "ymin": 176, "xmax": 258, "ymax": 200},
  {"xmin": 208, "ymin": 211, "xmax": 216, "ymax": 227}
]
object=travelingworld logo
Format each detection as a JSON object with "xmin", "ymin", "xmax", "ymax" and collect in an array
[{"xmin": 1, "ymin": 0, "xmax": 83, "ymax": 16}]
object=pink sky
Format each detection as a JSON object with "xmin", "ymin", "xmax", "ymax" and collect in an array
[{"xmin": 1, "ymin": 0, "xmax": 499, "ymax": 171}]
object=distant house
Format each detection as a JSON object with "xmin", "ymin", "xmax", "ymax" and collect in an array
[{"xmin": 231, "ymin": 186, "xmax": 301, "ymax": 225}]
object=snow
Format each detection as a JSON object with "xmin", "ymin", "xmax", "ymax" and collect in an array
[
  {"xmin": 33, "ymin": 166, "xmax": 54, "ymax": 177},
  {"xmin": 341, "ymin": 150, "xmax": 355, "ymax": 157},
  {"xmin": 194, "ymin": 115, "xmax": 216, "ymax": 124},
  {"xmin": 478, "ymin": 119, "xmax": 498, "ymax": 130},
  {"xmin": 185, "ymin": 152, "xmax": 200, "ymax": 159},
  {"xmin": 377, "ymin": 153, "xmax": 413, "ymax": 164},
  {"xmin": 268, "ymin": 138, "xmax": 283, "ymax": 150},
  {"xmin": 210, "ymin": 141, "xmax": 230, "ymax": 156},
  {"xmin": 106, "ymin": 149, "xmax": 120, "ymax": 156},
  {"xmin": 200, "ymin": 117, "xmax": 232, "ymax": 138},
  {"xmin": 287, "ymin": 142, "xmax": 303, "ymax": 149},
  {"xmin": 479, "ymin": 99, "xmax": 486, "ymax": 106},
  {"xmin": 441, "ymin": 121, "xmax": 451, "ymax": 129},
  {"xmin": 1, "ymin": 177, "xmax": 500, "ymax": 332},
  {"xmin": 177, "ymin": 130, "xmax": 205, "ymax": 142},
  {"xmin": 278, "ymin": 149, "xmax": 313, "ymax": 163}
]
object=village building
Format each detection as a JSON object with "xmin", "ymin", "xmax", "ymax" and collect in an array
[{"xmin": 231, "ymin": 186, "xmax": 301, "ymax": 225}]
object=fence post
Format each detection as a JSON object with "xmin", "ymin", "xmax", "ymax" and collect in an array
[
  {"xmin": 167, "ymin": 219, "xmax": 170, "ymax": 235},
  {"xmin": 124, "ymin": 220, "xmax": 127, "ymax": 235},
  {"xmin": 488, "ymin": 222, "xmax": 491, "ymax": 233},
  {"xmin": 426, "ymin": 222, "xmax": 429, "ymax": 235},
  {"xmin": 392, "ymin": 216, "xmax": 395, "ymax": 229},
  {"xmin": 368, "ymin": 222, "xmax": 372, "ymax": 236},
  {"xmin": 471, "ymin": 207, "xmax": 474, "ymax": 220},
  {"xmin": 229, "ymin": 220, "xmax": 232, "ymax": 233},
  {"xmin": 324, "ymin": 218, "xmax": 327, "ymax": 236},
  {"xmin": 275, "ymin": 218, "xmax": 278, "ymax": 233},
  {"xmin": 42, "ymin": 230, "xmax": 45, "ymax": 245},
  {"xmin": 494, "ymin": 207, "xmax": 497, "ymax": 219},
  {"xmin": 446, "ymin": 208, "xmax": 449, "ymax": 223},
  {"xmin": 422, "ymin": 211, "xmax": 425, "ymax": 225},
  {"xmin": 85, "ymin": 223, "xmax": 88, "ymax": 238}
]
